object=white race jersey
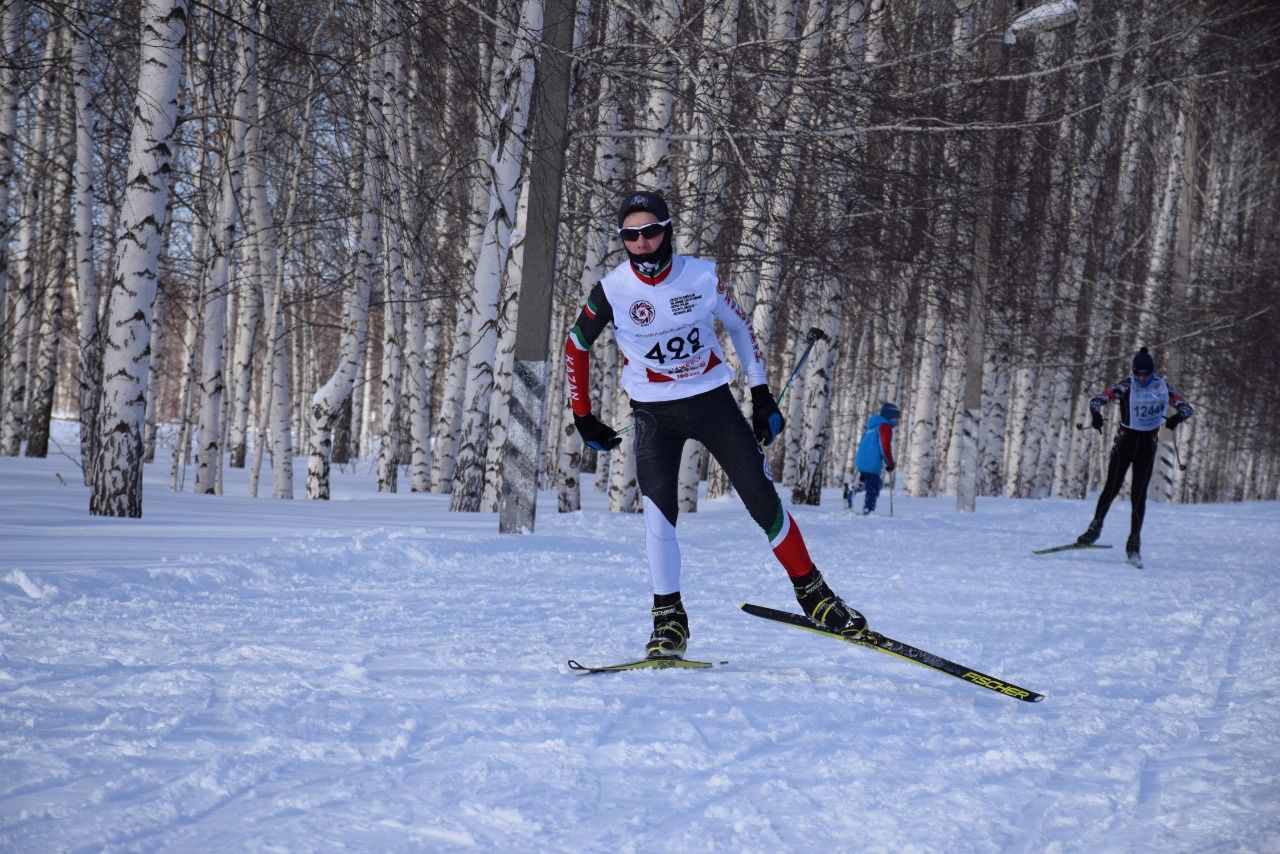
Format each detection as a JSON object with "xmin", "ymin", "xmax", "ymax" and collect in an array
[
  {"xmin": 598, "ymin": 255, "xmax": 767, "ymax": 403},
  {"xmin": 1127, "ymin": 375, "xmax": 1170, "ymax": 431}
]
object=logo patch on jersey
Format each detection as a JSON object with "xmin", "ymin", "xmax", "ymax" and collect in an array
[{"xmin": 629, "ymin": 299, "xmax": 656, "ymax": 326}]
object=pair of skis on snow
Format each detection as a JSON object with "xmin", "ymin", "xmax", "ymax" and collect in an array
[
  {"xmin": 568, "ymin": 603, "xmax": 1046, "ymax": 703},
  {"xmin": 568, "ymin": 541, "xmax": 1133, "ymax": 697},
  {"xmin": 1032, "ymin": 540, "xmax": 1142, "ymax": 569}
]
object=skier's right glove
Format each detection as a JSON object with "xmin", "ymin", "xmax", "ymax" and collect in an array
[
  {"xmin": 1091, "ymin": 411, "xmax": 1104, "ymax": 432},
  {"xmin": 573, "ymin": 412, "xmax": 621, "ymax": 451},
  {"xmin": 885, "ymin": 462, "xmax": 896, "ymax": 473}
]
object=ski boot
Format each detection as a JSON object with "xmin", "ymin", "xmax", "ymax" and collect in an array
[
  {"xmin": 645, "ymin": 600, "xmax": 689, "ymax": 659},
  {"xmin": 1126, "ymin": 535, "xmax": 1142, "ymax": 568},
  {"xmin": 1076, "ymin": 520, "xmax": 1102, "ymax": 546},
  {"xmin": 793, "ymin": 569, "xmax": 867, "ymax": 639}
]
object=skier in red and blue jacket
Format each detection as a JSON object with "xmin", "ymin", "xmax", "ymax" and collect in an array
[
  {"xmin": 564, "ymin": 190, "xmax": 867, "ymax": 659},
  {"xmin": 852, "ymin": 403, "xmax": 899, "ymax": 515}
]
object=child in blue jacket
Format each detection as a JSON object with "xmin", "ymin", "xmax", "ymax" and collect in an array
[{"xmin": 852, "ymin": 402, "xmax": 899, "ymax": 514}]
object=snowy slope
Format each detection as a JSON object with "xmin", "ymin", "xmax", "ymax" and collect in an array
[{"xmin": 2, "ymin": 435, "xmax": 1278, "ymax": 852}]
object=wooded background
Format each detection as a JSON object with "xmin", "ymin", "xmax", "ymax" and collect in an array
[{"xmin": 2, "ymin": 0, "xmax": 1277, "ymax": 520}]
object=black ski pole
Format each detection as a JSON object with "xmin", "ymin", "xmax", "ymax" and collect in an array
[
  {"xmin": 1173, "ymin": 430, "xmax": 1187, "ymax": 471},
  {"xmin": 777, "ymin": 326, "xmax": 829, "ymax": 404}
]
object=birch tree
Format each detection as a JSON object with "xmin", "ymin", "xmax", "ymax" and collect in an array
[
  {"xmin": 398, "ymin": 62, "xmax": 433, "ymax": 495},
  {"xmin": 247, "ymin": 1, "xmax": 294, "ymax": 500},
  {"xmin": 307, "ymin": 8, "xmax": 386, "ymax": 500},
  {"xmin": 482, "ymin": 177, "xmax": 530, "ymax": 511},
  {"xmin": 376, "ymin": 44, "xmax": 408, "ymax": 495},
  {"xmin": 450, "ymin": 0, "xmax": 543, "ymax": 512},
  {"xmin": 552, "ymin": 0, "xmax": 630, "ymax": 514},
  {"xmin": 194, "ymin": 4, "xmax": 253, "ymax": 495},
  {"xmin": 428, "ymin": 7, "xmax": 497, "ymax": 495},
  {"xmin": 0, "ymin": 21, "xmax": 61, "ymax": 456},
  {"xmin": 70, "ymin": 0, "xmax": 99, "ymax": 481},
  {"xmin": 955, "ymin": 0, "xmax": 1008, "ymax": 512},
  {"xmin": 748, "ymin": 0, "xmax": 827, "ymax": 354},
  {"xmin": 791, "ymin": 282, "xmax": 840, "ymax": 505},
  {"xmin": 0, "ymin": 3, "xmax": 17, "ymax": 426},
  {"xmin": 89, "ymin": 0, "xmax": 187, "ymax": 518},
  {"xmin": 26, "ymin": 19, "xmax": 74, "ymax": 459},
  {"xmin": 226, "ymin": 5, "xmax": 264, "ymax": 472}
]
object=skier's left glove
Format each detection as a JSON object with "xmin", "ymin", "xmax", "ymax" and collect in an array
[
  {"xmin": 573, "ymin": 412, "xmax": 621, "ymax": 451},
  {"xmin": 750, "ymin": 385, "xmax": 785, "ymax": 447},
  {"xmin": 1164, "ymin": 413, "xmax": 1185, "ymax": 431},
  {"xmin": 885, "ymin": 462, "xmax": 897, "ymax": 473}
]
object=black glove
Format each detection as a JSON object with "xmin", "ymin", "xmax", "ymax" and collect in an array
[
  {"xmin": 573, "ymin": 412, "xmax": 621, "ymax": 451},
  {"xmin": 1165, "ymin": 413, "xmax": 1184, "ymax": 431},
  {"xmin": 750, "ymin": 385, "xmax": 785, "ymax": 446},
  {"xmin": 1091, "ymin": 411, "xmax": 1104, "ymax": 432},
  {"xmin": 885, "ymin": 462, "xmax": 896, "ymax": 473}
]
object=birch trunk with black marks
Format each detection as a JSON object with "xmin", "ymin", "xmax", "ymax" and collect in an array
[{"xmin": 89, "ymin": 0, "xmax": 186, "ymax": 518}]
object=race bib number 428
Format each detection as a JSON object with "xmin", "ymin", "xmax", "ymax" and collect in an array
[{"xmin": 643, "ymin": 328, "xmax": 705, "ymax": 365}]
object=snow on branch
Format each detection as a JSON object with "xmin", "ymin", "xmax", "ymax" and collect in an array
[{"xmin": 1004, "ymin": 0, "xmax": 1079, "ymax": 45}]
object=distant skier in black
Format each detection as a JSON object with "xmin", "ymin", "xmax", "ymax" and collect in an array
[{"xmin": 1075, "ymin": 347, "xmax": 1195, "ymax": 564}]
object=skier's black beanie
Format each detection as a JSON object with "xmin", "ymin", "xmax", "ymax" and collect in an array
[{"xmin": 617, "ymin": 191, "xmax": 670, "ymax": 228}]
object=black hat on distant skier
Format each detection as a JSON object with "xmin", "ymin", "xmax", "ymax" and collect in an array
[
  {"xmin": 617, "ymin": 190, "xmax": 674, "ymax": 276},
  {"xmin": 1132, "ymin": 347, "xmax": 1155, "ymax": 375},
  {"xmin": 880, "ymin": 402, "xmax": 901, "ymax": 421}
]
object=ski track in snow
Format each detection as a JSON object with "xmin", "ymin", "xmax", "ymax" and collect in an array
[{"xmin": 2, "ymin": 445, "xmax": 1279, "ymax": 852}]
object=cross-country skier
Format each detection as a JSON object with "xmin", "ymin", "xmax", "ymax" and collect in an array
[
  {"xmin": 1075, "ymin": 347, "xmax": 1195, "ymax": 564},
  {"xmin": 564, "ymin": 190, "xmax": 867, "ymax": 659},
  {"xmin": 853, "ymin": 402, "xmax": 899, "ymax": 515}
]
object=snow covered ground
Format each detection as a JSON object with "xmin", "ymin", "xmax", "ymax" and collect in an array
[{"xmin": 2, "ymin": 430, "xmax": 1278, "ymax": 852}]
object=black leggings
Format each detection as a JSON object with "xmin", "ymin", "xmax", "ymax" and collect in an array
[
  {"xmin": 631, "ymin": 385, "xmax": 778, "ymax": 530},
  {"xmin": 1091, "ymin": 428, "xmax": 1158, "ymax": 541}
]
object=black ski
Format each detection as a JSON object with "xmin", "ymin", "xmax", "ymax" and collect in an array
[
  {"xmin": 1032, "ymin": 542, "xmax": 1113, "ymax": 555},
  {"xmin": 741, "ymin": 603, "xmax": 1045, "ymax": 703},
  {"xmin": 567, "ymin": 657, "xmax": 722, "ymax": 674}
]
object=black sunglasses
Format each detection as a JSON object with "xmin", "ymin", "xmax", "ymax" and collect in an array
[{"xmin": 618, "ymin": 219, "xmax": 670, "ymax": 242}]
